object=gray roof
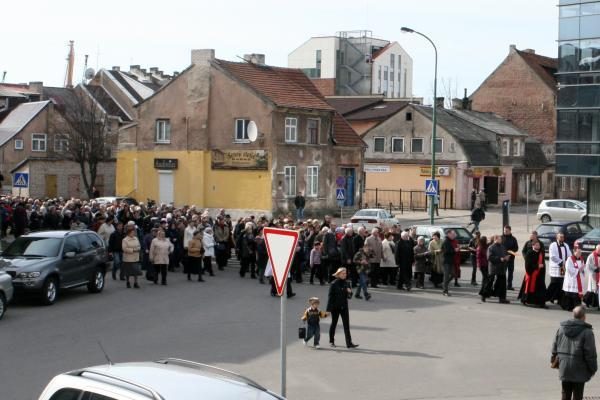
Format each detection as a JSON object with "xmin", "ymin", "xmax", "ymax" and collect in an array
[
  {"xmin": 0, "ymin": 101, "xmax": 49, "ymax": 147},
  {"xmin": 451, "ymin": 110, "xmax": 529, "ymax": 137},
  {"xmin": 524, "ymin": 139, "xmax": 549, "ymax": 169},
  {"xmin": 0, "ymin": 88, "xmax": 27, "ymax": 98}
]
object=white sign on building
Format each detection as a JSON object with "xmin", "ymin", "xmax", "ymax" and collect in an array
[{"xmin": 364, "ymin": 164, "xmax": 390, "ymax": 173}]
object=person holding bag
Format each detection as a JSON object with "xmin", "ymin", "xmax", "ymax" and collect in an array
[
  {"xmin": 327, "ymin": 268, "xmax": 358, "ymax": 349},
  {"xmin": 122, "ymin": 224, "xmax": 142, "ymax": 289}
]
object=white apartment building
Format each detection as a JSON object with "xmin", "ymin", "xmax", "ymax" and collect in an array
[{"xmin": 288, "ymin": 30, "xmax": 413, "ymax": 98}]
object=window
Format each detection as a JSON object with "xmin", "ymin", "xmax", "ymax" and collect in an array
[
  {"xmin": 390, "ymin": 53, "xmax": 395, "ymax": 69},
  {"xmin": 561, "ymin": 176, "xmax": 568, "ymax": 191},
  {"xmin": 512, "ymin": 140, "xmax": 521, "ymax": 156},
  {"xmin": 54, "ymin": 136, "xmax": 69, "ymax": 152},
  {"xmin": 32, "ymin": 133, "xmax": 47, "ymax": 152},
  {"xmin": 391, "ymin": 137, "xmax": 404, "ymax": 152},
  {"xmin": 547, "ymin": 173, "xmax": 554, "ymax": 193},
  {"xmin": 373, "ymin": 137, "xmax": 385, "ymax": 152},
  {"xmin": 235, "ymin": 119, "xmax": 250, "ymax": 142},
  {"xmin": 285, "ymin": 117, "xmax": 297, "ymax": 143},
  {"xmin": 155, "ymin": 119, "xmax": 171, "ymax": 143},
  {"xmin": 48, "ymin": 388, "xmax": 83, "ymax": 400},
  {"xmin": 434, "ymin": 138, "xmax": 443, "ymax": 153},
  {"xmin": 307, "ymin": 119, "xmax": 319, "ymax": 144},
  {"xmin": 307, "ymin": 166, "xmax": 318, "ymax": 197},
  {"xmin": 14, "ymin": 139, "xmax": 23, "ymax": 150},
  {"xmin": 570, "ymin": 177, "xmax": 576, "ymax": 191},
  {"xmin": 411, "ymin": 138, "xmax": 424, "ymax": 153},
  {"xmin": 499, "ymin": 176, "xmax": 506, "ymax": 194},
  {"xmin": 581, "ymin": 177, "xmax": 587, "ymax": 191},
  {"xmin": 501, "ymin": 139, "xmax": 510, "ymax": 156},
  {"xmin": 535, "ymin": 173, "xmax": 543, "ymax": 193},
  {"xmin": 315, "ymin": 50, "xmax": 322, "ymax": 78},
  {"xmin": 284, "ymin": 166, "xmax": 296, "ymax": 197},
  {"xmin": 63, "ymin": 236, "xmax": 81, "ymax": 254},
  {"xmin": 406, "ymin": 112, "xmax": 412, "ymax": 121}
]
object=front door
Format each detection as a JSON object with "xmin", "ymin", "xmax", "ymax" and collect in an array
[
  {"xmin": 511, "ymin": 173, "xmax": 519, "ymax": 203},
  {"xmin": 484, "ymin": 176, "xmax": 499, "ymax": 205},
  {"xmin": 45, "ymin": 175, "xmax": 57, "ymax": 198},
  {"xmin": 68, "ymin": 175, "xmax": 81, "ymax": 198},
  {"xmin": 342, "ymin": 168, "xmax": 355, "ymax": 207},
  {"xmin": 158, "ymin": 171, "xmax": 174, "ymax": 205}
]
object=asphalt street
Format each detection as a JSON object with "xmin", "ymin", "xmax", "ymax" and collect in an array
[{"xmin": 2, "ymin": 207, "xmax": 600, "ymax": 400}]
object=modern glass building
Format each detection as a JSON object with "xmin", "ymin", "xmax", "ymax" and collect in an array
[{"xmin": 557, "ymin": 0, "xmax": 600, "ymax": 225}]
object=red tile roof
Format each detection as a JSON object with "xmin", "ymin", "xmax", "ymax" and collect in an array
[
  {"xmin": 215, "ymin": 60, "xmax": 334, "ymax": 111},
  {"xmin": 333, "ymin": 113, "xmax": 366, "ymax": 147},
  {"xmin": 371, "ymin": 43, "xmax": 393, "ymax": 60},
  {"xmin": 517, "ymin": 50, "xmax": 558, "ymax": 91}
]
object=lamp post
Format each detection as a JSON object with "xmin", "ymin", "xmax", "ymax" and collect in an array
[{"xmin": 401, "ymin": 27, "xmax": 438, "ymax": 224}]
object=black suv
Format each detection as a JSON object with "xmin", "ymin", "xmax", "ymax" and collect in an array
[{"xmin": 0, "ymin": 230, "xmax": 108, "ymax": 305}]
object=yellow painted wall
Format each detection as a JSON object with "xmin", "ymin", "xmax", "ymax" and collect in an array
[
  {"xmin": 116, "ymin": 150, "xmax": 272, "ymax": 211},
  {"xmin": 365, "ymin": 164, "xmax": 456, "ymax": 192}
]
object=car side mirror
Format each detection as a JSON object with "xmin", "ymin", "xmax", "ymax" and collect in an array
[{"xmin": 64, "ymin": 251, "xmax": 76, "ymax": 259}]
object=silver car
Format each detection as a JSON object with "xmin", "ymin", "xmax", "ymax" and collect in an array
[
  {"xmin": 38, "ymin": 358, "xmax": 285, "ymax": 400},
  {"xmin": 537, "ymin": 199, "xmax": 586, "ymax": 223},
  {"xmin": 0, "ymin": 271, "xmax": 14, "ymax": 320},
  {"xmin": 349, "ymin": 208, "xmax": 400, "ymax": 231}
]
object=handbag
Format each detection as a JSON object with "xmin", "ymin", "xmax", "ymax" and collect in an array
[
  {"xmin": 216, "ymin": 242, "xmax": 227, "ymax": 252},
  {"xmin": 298, "ymin": 325, "xmax": 306, "ymax": 340},
  {"xmin": 551, "ymin": 355, "xmax": 559, "ymax": 369}
]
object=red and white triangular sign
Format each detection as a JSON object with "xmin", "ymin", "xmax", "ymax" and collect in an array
[{"xmin": 264, "ymin": 227, "xmax": 299, "ymax": 297}]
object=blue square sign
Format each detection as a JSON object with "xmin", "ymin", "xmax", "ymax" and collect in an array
[
  {"xmin": 336, "ymin": 188, "xmax": 345, "ymax": 201},
  {"xmin": 425, "ymin": 179, "xmax": 438, "ymax": 196},
  {"xmin": 13, "ymin": 172, "xmax": 29, "ymax": 188}
]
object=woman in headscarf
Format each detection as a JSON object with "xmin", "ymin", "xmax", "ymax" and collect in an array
[
  {"xmin": 428, "ymin": 232, "xmax": 443, "ymax": 288},
  {"xmin": 149, "ymin": 229, "xmax": 174, "ymax": 285},
  {"xmin": 413, "ymin": 236, "xmax": 430, "ymax": 289},
  {"xmin": 122, "ymin": 225, "xmax": 142, "ymax": 288},
  {"xmin": 187, "ymin": 230, "xmax": 205, "ymax": 282},
  {"xmin": 326, "ymin": 268, "xmax": 359, "ymax": 349},
  {"xmin": 202, "ymin": 227, "xmax": 216, "ymax": 276}
]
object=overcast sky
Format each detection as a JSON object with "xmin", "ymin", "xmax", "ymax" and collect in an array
[{"xmin": 3, "ymin": 0, "xmax": 557, "ymax": 102}]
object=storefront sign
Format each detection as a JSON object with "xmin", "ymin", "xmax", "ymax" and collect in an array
[
  {"xmin": 419, "ymin": 166, "xmax": 451, "ymax": 177},
  {"xmin": 154, "ymin": 158, "xmax": 178, "ymax": 169},
  {"xmin": 364, "ymin": 164, "xmax": 390, "ymax": 173},
  {"xmin": 211, "ymin": 150, "xmax": 268, "ymax": 170}
]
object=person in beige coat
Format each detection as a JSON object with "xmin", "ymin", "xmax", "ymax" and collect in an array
[
  {"xmin": 122, "ymin": 225, "xmax": 142, "ymax": 288},
  {"xmin": 364, "ymin": 228, "xmax": 383, "ymax": 288},
  {"xmin": 150, "ymin": 229, "xmax": 174, "ymax": 285},
  {"xmin": 187, "ymin": 231, "xmax": 205, "ymax": 282}
]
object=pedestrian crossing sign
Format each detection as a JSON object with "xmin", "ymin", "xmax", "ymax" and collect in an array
[
  {"xmin": 425, "ymin": 179, "xmax": 438, "ymax": 196},
  {"xmin": 336, "ymin": 188, "xmax": 345, "ymax": 201},
  {"xmin": 13, "ymin": 172, "xmax": 29, "ymax": 188}
]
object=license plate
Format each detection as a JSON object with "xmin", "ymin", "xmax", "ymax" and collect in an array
[{"xmin": 583, "ymin": 244, "xmax": 595, "ymax": 250}]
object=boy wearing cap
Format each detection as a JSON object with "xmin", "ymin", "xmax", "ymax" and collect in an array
[{"xmin": 301, "ymin": 297, "xmax": 329, "ymax": 348}]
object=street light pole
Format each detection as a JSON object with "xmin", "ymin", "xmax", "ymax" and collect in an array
[{"xmin": 401, "ymin": 27, "xmax": 438, "ymax": 224}]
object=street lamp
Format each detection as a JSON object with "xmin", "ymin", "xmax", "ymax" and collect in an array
[{"xmin": 401, "ymin": 27, "xmax": 438, "ymax": 225}]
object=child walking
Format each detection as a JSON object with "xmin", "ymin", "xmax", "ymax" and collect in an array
[
  {"xmin": 310, "ymin": 241, "xmax": 324, "ymax": 285},
  {"xmin": 300, "ymin": 297, "xmax": 329, "ymax": 348}
]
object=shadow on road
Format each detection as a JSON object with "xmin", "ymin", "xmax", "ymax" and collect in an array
[{"xmin": 319, "ymin": 347, "xmax": 442, "ymax": 359}]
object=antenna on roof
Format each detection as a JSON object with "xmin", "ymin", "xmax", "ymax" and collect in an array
[
  {"xmin": 97, "ymin": 341, "xmax": 114, "ymax": 366},
  {"xmin": 236, "ymin": 55, "xmax": 251, "ymax": 63},
  {"xmin": 1, "ymin": 71, "xmax": 5, "ymax": 83}
]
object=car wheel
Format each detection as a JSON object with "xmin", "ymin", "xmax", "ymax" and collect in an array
[
  {"xmin": 0, "ymin": 292, "xmax": 6, "ymax": 320},
  {"xmin": 541, "ymin": 214, "xmax": 551, "ymax": 223},
  {"xmin": 87, "ymin": 268, "xmax": 105, "ymax": 293},
  {"xmin": 41, "ymin": 276, "xmax": 58, "ymax": 305}
]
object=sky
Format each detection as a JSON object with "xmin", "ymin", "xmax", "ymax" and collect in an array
[{"xmin": 2, "ymin": 0, "xmax": 558, "ymax": 102}]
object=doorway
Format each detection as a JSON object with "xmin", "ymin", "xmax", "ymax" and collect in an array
[
  {"xmin": 45, "ymin": 175, "xmax": 57, "ymax": 198},
  {"xmin": 341, "ymin": 168, "xmax": 355, "ymax": 207},
  {"xmin": 484, "ymin": 176, "xmax": 499, "ymax": 205},
  {"xmin": 158, "ymin": 171, "xmax": 174, "ymax": 205}
]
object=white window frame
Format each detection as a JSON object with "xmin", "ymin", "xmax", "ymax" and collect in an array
[
  {"xmin": 284, "ymin": 166, "xmax": 296, "ymax": 197},
  {"xmin": 155, "ymin": 119, "xmax": 171, "ymax": 144},
  {"xmin": 502, "ymin": 139, "xmax": 510, "ymax": 156},
  {"xmin": 561, "ymin": 176, "xmax": 568, "ymax": 191},
  {"xmin": 54, "ymin": 136, "xmax": 69, "ymax": 152},
  {"xmin": 512, "ymin": 139, "xmax": 521, "ymax": 156},
  {"xmin": 434, "ymin": 138, "xmax": 443, "ymax": 154},
  {"xmin": 284, "ymin": 117, "xmax": 298, "ymax": 143},
  {"xmin": 411, "ymin": 137, "xmax": 424, "ymax": 153},
  {"xmin": 373, "ymin": 137, "xmax": 385, "ymax": 153},
  {"xmin": 14, "ymin": 139, "xmax": 23, "ymax": 150},
  {"xmin": 31, "ymin": 133, "xmax": 47, "ymax": 152},
  {"xmin": 307, "ymin": 118, "xmax": 320, "ymax": 145},
  {"xmin": 235, "ymin": 118, "xmax": 250, "ymax": 142},
  {"xmin": 306, "ymin": 166, "xmax": 319, "ymax": 197},
  {"xmin": 391, "ymin": 137, "xmax": 404, "ymax": 153}
]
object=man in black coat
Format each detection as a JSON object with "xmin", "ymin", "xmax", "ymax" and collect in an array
[
  {"xmin": 323, "ymin": 224, "xmax": 341, "ymax": 282},
  {"xmin": 294, "ymin": 192, "xmax": 306, "ymax": 221},
  {"xmin": 502, "ymin": 225, "xmax": 519, "ymax": 291},
  {"xmin": 340, "ymin": 227, "xmax": 357, "ymax": 287},
  {"xmin": 396, "ymin": 231, "xmax": 415, "ymax": 290}
]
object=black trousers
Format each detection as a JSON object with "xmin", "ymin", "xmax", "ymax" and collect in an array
[
  {"xmin": 329, "ymin": 307, "xmax": 352, "ymax": 346},
  {"xmin": 562, "ymin": 381, "xmax": 585, "ymax": 400},
  {"xmin": 397, "ymin": 265, "xmax": 412, "ymax": 289},
  {"xmin": 203, "ymin": 256, "xmax": 213, "ymax": 275},
  {"xmin": 215, "ymin": 244, "xmax": 228, "ymax": 269},
  {"xmin": 152, "ymin": 264, "xmax": 167, "ymax": 284},
  {"xmin": 494, "ymin": 274, "xmax": 507, "ymax": 300},
  {"xmin": 240, "ymin": 256, "xmax": 256, "ymax": 277},
  {"xmin": 470, "ymin": 253, "xmax": 477, "ymax": 283},
  {"xmin": 310, "ymin": 264, "xmax": 325, "ymax": 284},
  {"xmin": 506, "ymin": 259, "xmax": 515, "ymax": 288},
  {"xmin": 547, "ymin": 277, "xmax": 565, "ymax": 303},
  {"xmin": 369, "ymin": 262, "xmax": 380, "ymax": 287}
]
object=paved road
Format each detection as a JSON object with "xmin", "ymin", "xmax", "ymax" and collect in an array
[{"xmin": 2, "ymin": 208, "xmax": 600, "ymax": 400}]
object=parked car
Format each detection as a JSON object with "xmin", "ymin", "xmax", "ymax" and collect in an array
[
  {"xmin": 0, "ymin": 271, "xmax": 14, "ymax": 320},
  {"xmin": 575, "ymin": 227, "xmax": 600, "ymax": 259},
  {"xmin": 94, "ymin": 196, "xmax": 139, "ymax": 206},
  {"xmin": 412, "ymin": 225, "xmax": 473, "ymax": 263},
  {"xmin": 0, "ymin": 230, "xmax": 108, "ymax": 305},
  {"xmin": 536, "ymin": 199, "xmax": 586, "ymax": 223},
  {"xmin": 536, "ymin": 221, "xmax": 593, "ymax": 250},
  {"xmin": 349, "ymin": 209, "xmax": 400, "ymax": 231},
  {"xmin": 38, "ymin": 358, "xmax": 285, "ymax": 400}
]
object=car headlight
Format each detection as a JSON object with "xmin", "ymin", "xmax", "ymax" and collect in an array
[{"xmin": 18, "ymin": 272, "xmax": 41, "ymax": 279}]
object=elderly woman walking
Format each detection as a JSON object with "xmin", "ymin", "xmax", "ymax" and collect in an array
[
  {"xmin": 414, "ymin": 236, "xmax": 430, "ymax": 289},
  {"xmin": 203, "ymin": 227, "xmax": 216, "ymax": 276},
  {"xmin": 381, "ymin": 232, "xmax": 396, "ymax": 286},
  {"xmin": 187, "ymin": 231, "xmax": 205, "ymax": 282},
  {"xmin": 149, "ymin": 229, "xmax": 174, "ymax": 285},
  {"xmin": 122, "ymin": 225, "xmax": 142, "ymax": 289},
  {"xmin": 428, "ymin": 232, "xmax": 443, "ymax": 288}
]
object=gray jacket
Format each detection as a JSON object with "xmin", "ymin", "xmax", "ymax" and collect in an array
[
  {"xmin": 487, "ymin": 243, "xmax": 507, "ymax": 276},
  {"xmin": 552, "ymin": 319, "xmax": 597, "ymax": 383}
]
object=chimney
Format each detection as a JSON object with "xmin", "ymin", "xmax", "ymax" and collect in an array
[
  {"xmin": 149, "ymin": 67, "xmax": 158, "ymax": 73},
  {"xmin": 28, "ymin": 81, "xmax": 44, "ymax": 96},
  {"xmin": 509, "ymin": 44, "xmax": 517, "ymax": 54},
  {"xmin": 243, "ymin": 53, "xmax": 266, "ymax": 65},
  {"xmin": 451, "ymin": 98, "xmax": 463, "ymax": 109},
  {"xmin": 462, "ymin": 88, "xmax": 472, "ymax": 110},
  {"xmin": 435, "ymin": 97, "xmax": 445, "ymax": 109},
  {"xmin": 191, "ymin": 49, "xmax": 215, "ymax": 65},
  {"xmin": 522, "ymin": 48, "xmax": 536, "ymax": 54},
  {"xmin": 112, "ymin": 66, "xmax": 120, "ymax": 71}
]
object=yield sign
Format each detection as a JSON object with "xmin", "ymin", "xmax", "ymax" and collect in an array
[{"xmin": 264, "ymin": 227, "xmax": 299, "ymax": 296}]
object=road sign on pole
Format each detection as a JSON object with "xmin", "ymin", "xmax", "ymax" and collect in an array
[
  {"xmin": 425, "ymin": 179, "xmax": 438, "ymax": 196},
  {"xmin": 336, "ymin": 188, "xmax": 345, "ymax": 201},
  {"xmin": 336, "ymin": 176, "xmax": 346, "ymax": 188},
  {"xmin": 13, "ymin": 173, "xmax": 29, "ymax": 188},
  {"xmin": 263, "ymin": 227, "xmax": 299, "ymax": 399}
]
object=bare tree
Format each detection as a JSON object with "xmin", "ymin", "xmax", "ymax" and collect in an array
[{"xmin": 51, "ymin": 86, "xmax": 117, "ymax": 198}]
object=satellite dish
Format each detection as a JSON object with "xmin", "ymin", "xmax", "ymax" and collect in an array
[
  {"xmin": 84, "ymin": 68, "xmax": 96, "ymax": 80},
  {"xmin": 247, "ymin": 121, "xmax": 258, "ymax": 142}
]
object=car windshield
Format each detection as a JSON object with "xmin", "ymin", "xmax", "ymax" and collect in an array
[
  {"xmin": 584, "ymin": 228, "xmax": 600, "ymax": 239},
  {"xmin": 452, "ymin": 228, "xmax": 472, "ymax": 240},
  {"xmin": 2, "ymin": 237, "xmax": 62, "ymax": 257},
  {"xmin": 354, "ymin": 210, "xmax": 379, "ymax": 217},
  {"xmin": 537, "ymin": 225, "xmax": 562, "ymax": 236}
]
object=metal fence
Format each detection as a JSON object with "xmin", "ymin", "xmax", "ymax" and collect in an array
[{"xmin": 361, "ymin": 189, "xmax": 454, "ymax": 212}]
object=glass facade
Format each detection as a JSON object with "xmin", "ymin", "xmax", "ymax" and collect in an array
[{"xmin": 557, "ymin": 0, "xmax": 600, "ymax": 177}]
